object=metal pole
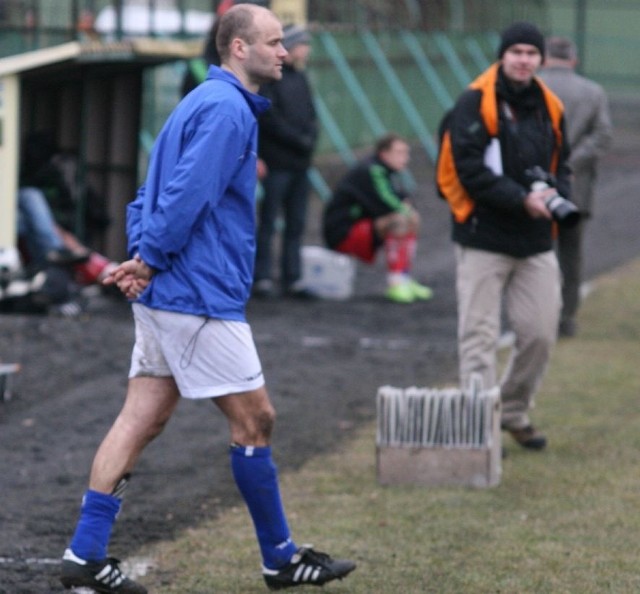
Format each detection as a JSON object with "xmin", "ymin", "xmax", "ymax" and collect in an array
[
  {"xmin": 313, "ymin": 94, "xmax": 356, "ymax": 167},
  {"xmin": 400, "ymin": 30, "xmax": 453, "ymax": 111},
  {"xmin": 149, "ymin": 0, "xmax": 156, "ymax": 38},
  {"xmin": 575, "ymin": 0, "xmax": 587, "ymax": 74},
  {"xmin": 360, "ymin": 30, "xmax": 437, "ymax": 163},
  {"xmin": 450, "ymin": 0, "xmax": 464, "ymax": 32},
  {"xmin": 433, "ymin": 32, "xmax": 472, "ymax": 88},
  {"xmin": 29, "ymin": 0, "xmax": 39, "ymax": 49},
  {"xmin": 71, "ymin": 0, "xmax": 79, "ymax": 41},
  {"xmin": 318, "ymin": 31, "xmax": 386, "ymax": 138},
  {"xmin": 114, "ymin": 0, "xmax": 123, "ymax": 40}
]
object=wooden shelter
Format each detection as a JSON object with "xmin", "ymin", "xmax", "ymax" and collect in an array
[{"xmin": 0, "ymin": 38, "xmax": 201, "ymax": 265}]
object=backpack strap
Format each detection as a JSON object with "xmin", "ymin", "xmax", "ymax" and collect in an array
[{"xmin": 469, "ymin": 62, "xmax": 500, "ymax": 137}]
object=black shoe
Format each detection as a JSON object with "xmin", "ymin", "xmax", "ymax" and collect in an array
[
  {"xmin": 253, "ymin": 279, "xmax": 277, "ymax": 299},
  {"xmin": 284, "ymin": 283, "xmax": 319, "ymax": 301},
  {"xmin": 558, "ymin": 319, "xmax": 577, "ymax": 338},
  {"xmin": 46, "ymin": 247, "xmax": 90, "ymax": 266},
  {"xmin": 263, "ymin": 546, "xmax": 356, "ymax": 590},
  {"xmin": 60, "ymin": 548, "xmax": 147, "ymax": 593},
  {"xmin": 286, "ymin": 288, "xmax": 319, "ymax": 300},
  {"xmin": 502, "ymin": 424, "xmax": 547, "ymax": 451}
]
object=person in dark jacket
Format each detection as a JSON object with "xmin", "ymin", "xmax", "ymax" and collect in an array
[
  {"xmin": 445, "ymin": 22, "xmax": 572, "ymax": 451},
  {"xmin": 539, "ymin": 36, "xmax": 613, "ymax": 337},
  {"xmin": 323, "ymin": 133, "xmax": 433, "ymax": 304},
  {"xmin": 253, "ymin": 24, "xmax": 318, "ymax": 298}
]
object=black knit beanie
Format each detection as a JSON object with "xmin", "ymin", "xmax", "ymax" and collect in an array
[{"xmin": 498, "ymin": 21, "xmax": 545, "ymax": 59}]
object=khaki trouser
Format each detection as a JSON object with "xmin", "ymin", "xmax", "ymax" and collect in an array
[{"xmin": 455, "ymin": 246, "xmax": 562, "ymax": 429}]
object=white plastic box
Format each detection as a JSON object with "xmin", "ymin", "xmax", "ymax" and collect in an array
[{"xmin": 301, "ymin": 245, "xmax": 356, "ymax": 300}]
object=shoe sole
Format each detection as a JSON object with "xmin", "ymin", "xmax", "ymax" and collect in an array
[
  {"xmin": 264, "ymin": 562, "xmax": 356, "ymax": 590},
  {"xmin": 60, "ymin": 565, "xmax": 147, "ymax": 594}
]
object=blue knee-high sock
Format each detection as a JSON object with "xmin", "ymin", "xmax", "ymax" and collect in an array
[
  {"xmin": 230, "ymin": 444, "xmax": 297, "ymax": 569},
  {"xmin": 69, "ymin": 490, "xmax": 121, "ymax": 561}
]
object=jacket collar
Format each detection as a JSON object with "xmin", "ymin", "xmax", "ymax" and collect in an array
[{"xmin": 205, "ymin": 65, "xmax": 271, "ymax": 116}]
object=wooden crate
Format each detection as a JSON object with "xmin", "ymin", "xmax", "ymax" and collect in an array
[
  {"xmin": 376, "ymin": 389, "xmax": 501, "ymax": 488},
  {"xmin": 376, "ymin": 445, "xmax": 500, "ymax": 489}
]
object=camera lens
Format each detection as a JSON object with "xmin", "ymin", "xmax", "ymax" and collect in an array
[{"xmin": 545, "ymin": 195, "xmax": 581, "ymax": 228}]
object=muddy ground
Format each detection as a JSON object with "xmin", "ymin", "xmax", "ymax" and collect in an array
[{"xmin": 1, "ymin": 96, "xmax": 640, "ymax": 593}]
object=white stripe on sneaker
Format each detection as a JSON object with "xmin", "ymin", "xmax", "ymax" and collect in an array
[
  {"xmin": 302, "ymin": 565, "xmax": 314, "ymax": 581},
  {"xmin": 293, "ymin": 564, "xmax": 305, "ymax": 582},
  {"xmin": 291, "ymin": 563, "xmax": 322, "ymax": 583},
  {"xmin": 95, "ymin": 562, "xmax": 125, "ymax": 587}
]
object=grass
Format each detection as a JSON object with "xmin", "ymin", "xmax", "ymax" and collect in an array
[{"xmin": 139, "ymin": 259, "xmax": 640, "ymax": 594}]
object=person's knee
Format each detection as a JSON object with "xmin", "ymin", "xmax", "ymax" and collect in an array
[
  {"xmin": 248, "ymin": 401, "xmax": 276, "ymax": 441},
  {"xmin": 117, "ymin": 399, "xmax": 174, "ymax": 445},
  {"xmin": 378, "ymin": 212, "xmax": 420, "ymax": 238},
  {"xmin": 517, "ymin": 325, "xmax": 556, "ymax": 353},
  {"xmin": 377, "ymin": 213, "xmax": 405, "ymax": 237},
  {"xmin": 236, "ymin": 400, "xmax": 276, "ymax": 445},
  {"xmin": 218, "ymin": 387, "xmax": 278, "ymax": 445},
  {"xmin": 407, "ymin": 208, "xmax": 421, "ymax": 232},
  {"xmin": 18, "ymin": 186, "xmax": 46, "ymax": 209},
  {"xmin": 146, "ymin": 412, "xmax": 173, "ymax": 440},
  {"xmin": 119, "ymin": 411, "xmax": 169, "ymax": 445}
]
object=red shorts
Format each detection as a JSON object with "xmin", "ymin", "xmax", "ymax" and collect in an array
[{"xmin": 335, "ymin": 219, "xmax": 377, "ymax": 263}]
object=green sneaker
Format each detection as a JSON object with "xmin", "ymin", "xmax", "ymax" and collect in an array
[
  {"xmin": 385, "ymin": 283, "xmax": 415, "ymax": 303},
  {"xmin": 408, "ymin": 279, "xmax": 433, "ymax": 301}
]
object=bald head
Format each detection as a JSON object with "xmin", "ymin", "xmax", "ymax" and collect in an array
[
  {"xmin": 216, "ymin": 4, "xmax": 270, "ymax": 63},
  {"xmin": 214, "ymin": 4, "xmax": 285, "ymax": 91},
  {"xmin": 546, "ymin": 36, "xmax": 577, "ymax": 62}
]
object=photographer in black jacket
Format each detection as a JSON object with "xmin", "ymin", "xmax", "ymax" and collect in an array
[
  {"xmin": 443, "ymin": 22, "xmax": 572, "ymax": 451},
  {"xmin": 253, "ymin": 24, "xmax": 318, "ymax": 299}
]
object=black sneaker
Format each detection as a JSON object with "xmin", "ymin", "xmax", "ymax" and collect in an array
[
  {"xmin": 60, "ymin": 548, "xmax": 147, "ymax": 593},
  {"xmin": 46, "ymin": 247, "xmax": 91, "ymax": 266},
  {"xmin": 253, "ymin": 279, "xmax": 277, "ymax": 299},
  {"xmin": 502, "ymin": 424, "xmax": 547, "ymax": 451},
  {"xmin": 284, "ymin": 286, "xmax": 319, "ymax": 301},
  {"xmin": 263, "ymin": 546, "xmax": 356, "ymax": 590},
  {"xmin": 558, "ymin": 318, "xmax": 577, "ymax": 338}
]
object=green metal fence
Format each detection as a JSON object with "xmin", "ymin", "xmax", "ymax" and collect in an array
[
  {"xmin": 4, "ymin": 0, "xmax": 640, "ymax": 198},
  {"xmin": 548, "ymin": 0, "xmax": 640, "ymax": 91},
  {"xmin": 307, "ymin": 29, "xmax": 496, "ymax": 160}
]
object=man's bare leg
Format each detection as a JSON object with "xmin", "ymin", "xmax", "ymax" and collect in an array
[{"xmin": 89, "ymin": 376, "xmax": 180, "ymax": 493}]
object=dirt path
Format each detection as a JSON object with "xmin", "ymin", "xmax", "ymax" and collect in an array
[{"xmin": 1, "ymin": 96, "xmax": 639, "ymax": 593}]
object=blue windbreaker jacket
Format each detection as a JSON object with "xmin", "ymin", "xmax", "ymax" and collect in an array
[{"xmin": 126, "ymin": 66, "xmax": 270, "ymax": 321}]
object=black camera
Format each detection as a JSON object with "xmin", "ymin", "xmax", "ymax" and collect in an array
[{"xmin": 525, "ymin": 167, "xmax": 580, "ymax": 228}]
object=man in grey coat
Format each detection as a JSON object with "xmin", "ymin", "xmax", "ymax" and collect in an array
[{"xmin": 540, "ymin": 37, "xmax": 613, "ymax": 337}]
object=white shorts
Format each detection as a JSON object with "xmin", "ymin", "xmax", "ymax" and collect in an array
[{"xmin": 129, "ymin": 303, "xmax": 265, "ymax": 399}]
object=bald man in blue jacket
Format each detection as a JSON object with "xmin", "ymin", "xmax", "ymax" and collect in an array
[{"xmin": 59, "ymin": 6, "xmax": 355, "ymax": 593}]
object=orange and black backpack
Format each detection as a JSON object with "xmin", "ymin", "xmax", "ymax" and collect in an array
[{"xmin": 435, "ymin": 63, "xmax": 564, "ymax": 223}]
